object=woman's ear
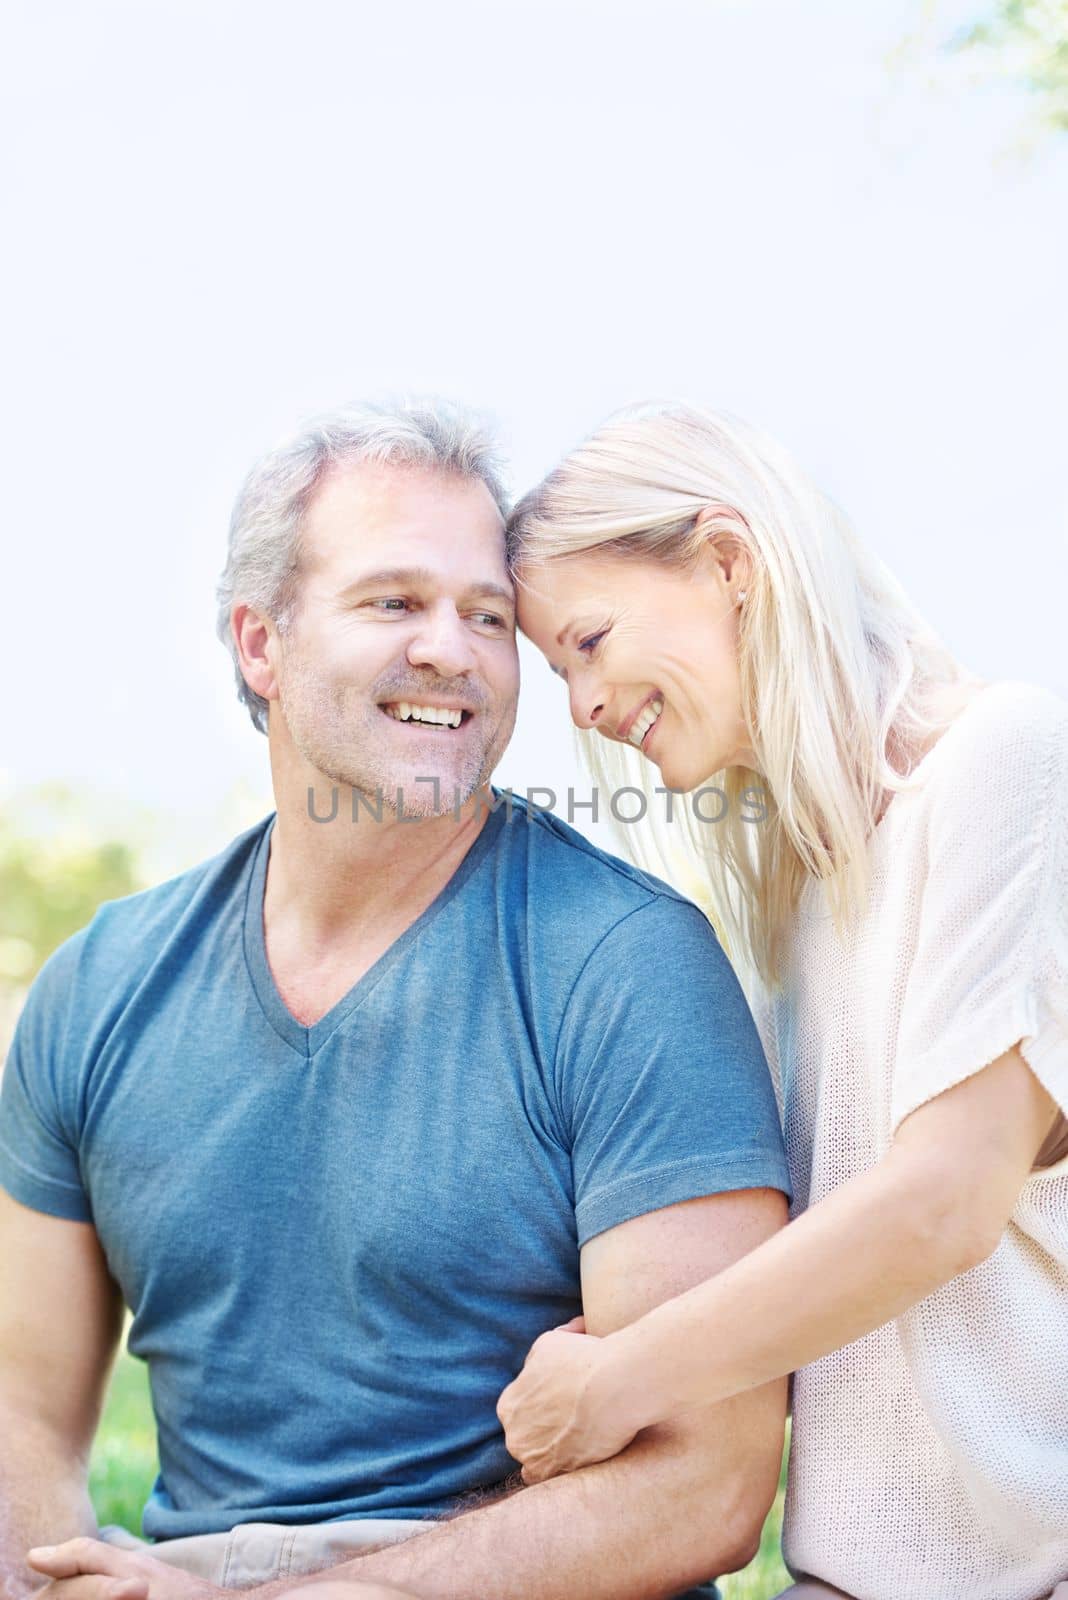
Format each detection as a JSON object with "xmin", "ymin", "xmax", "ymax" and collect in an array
[{"xmin": 693, "ymin": 507, "xmax": 752, "ymax": 596}]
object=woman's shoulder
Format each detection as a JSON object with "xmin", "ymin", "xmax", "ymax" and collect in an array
[{"xmin": 921, "ymin": 679, "xmax": 1067, "ymax": 795}]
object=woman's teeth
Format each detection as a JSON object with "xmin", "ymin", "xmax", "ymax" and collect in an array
[{"xmin": 627, "ymin": 695, "xmax": 664, "ymax": 749}]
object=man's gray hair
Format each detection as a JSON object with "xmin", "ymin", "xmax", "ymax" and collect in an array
[{"xmin": 215, "ymin": 399, "xmax": 510, "ymax": 734}]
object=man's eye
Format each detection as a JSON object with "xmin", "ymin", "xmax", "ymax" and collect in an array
[
  {"xmin": 370, "ymin": 598, "xmax": 411, "ymax": 612},
  {"xmin": 578, "ymin": 630, "xmax": 607, "ymax": 656}
]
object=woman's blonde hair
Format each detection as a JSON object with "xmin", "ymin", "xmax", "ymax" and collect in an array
[{"xmin": 507, "ymin": 402, "xmax": 974, "ymax": 993}]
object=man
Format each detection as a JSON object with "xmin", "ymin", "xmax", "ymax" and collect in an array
[{"xmin": 0, "ymin": 402, "xmax": 790, "ymax": 1600}]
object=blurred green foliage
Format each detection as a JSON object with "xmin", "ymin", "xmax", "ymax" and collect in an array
[
  {"xmin": 92, "ymin": 1351, "xmax": 159, "ymax": 1537},
  {"xmin": 956, "ymin": 0, "xmax": 1068, "ymax": 130},
  {"xmin": 0, "ymin": 785, "xmax": 143, "ymax": 989}
]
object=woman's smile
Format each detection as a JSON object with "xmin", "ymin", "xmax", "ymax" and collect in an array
[{"xmin": 622, "ymin": 693, "xmax": 664, "ymax": 750}]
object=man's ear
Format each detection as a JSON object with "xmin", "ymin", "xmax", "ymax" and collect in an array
[{"xmin": 232, "ymin": 603, "xmax": 281, "ymax": 706}]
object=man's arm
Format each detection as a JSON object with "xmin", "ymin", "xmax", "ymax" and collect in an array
[
  {"xmin": 312, "ymin": 1185, "xmax": 788, "ymax": 1600},
  {"xmin": 25, "ymin": 1188, "xmax": 788, "ymax": 1600},
  {"xmin": 0, "ymin": 1188, "xmax": 124, "ymax": 1599}
]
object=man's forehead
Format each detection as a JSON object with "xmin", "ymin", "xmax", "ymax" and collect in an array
[
  {"xmin": 309, "ymin": 456, "xmax": 498, "ymax": 523},
  {"xmin": 302, "ymin": 459, "xmax": 508, "ymax": 578}
]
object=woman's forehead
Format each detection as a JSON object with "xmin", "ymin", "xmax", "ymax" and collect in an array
[
  {"xmin": 515, "ymin": 551, "xmax": 636, "ymax": 606},
  {"xmin": 516, "ymin": 558, "xmax": 603, "ymax": 624}
]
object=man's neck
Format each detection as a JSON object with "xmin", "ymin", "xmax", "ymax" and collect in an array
[{"xmin": 264, "ymin": 767, "xmax": 494, "ymax": 951}]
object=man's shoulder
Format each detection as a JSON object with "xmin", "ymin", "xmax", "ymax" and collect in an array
[{"xmin": 494, "ymin": 794, "xmax": 707, "ymax": 938}]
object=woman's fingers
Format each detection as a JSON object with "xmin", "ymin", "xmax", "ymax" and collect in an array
[
  {"xmin": 520, "ymin": 1454, "xmax": 563, "ymax": 1486},
  {"xmin": 499, "ymin": 1328, "xmax": 601, "ymax": 1472},
  {"xmin": 499, "ymin": 1323, "xmax": 641, "ymax": 1481}
]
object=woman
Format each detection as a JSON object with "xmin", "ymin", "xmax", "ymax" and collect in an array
[{"xmin": 497, "ymin": 403, "xmax": 1068, "ymax": 1600}]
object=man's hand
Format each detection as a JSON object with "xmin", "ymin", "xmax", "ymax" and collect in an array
[
  {"xmin": 25, "ymin": 1542, "xmax": 420, "ymax": 1600},
  {"xmin": 26, "ymin": 1541, "xmax": 219, "ymax": 1600}
]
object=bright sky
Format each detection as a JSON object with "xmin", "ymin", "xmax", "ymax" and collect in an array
[{"xmin": 2, "ymin": 0, "xmax": 1065, "ymax": 871}]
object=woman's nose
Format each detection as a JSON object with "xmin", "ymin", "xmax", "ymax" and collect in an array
[{"xmin": 569, "ymin": 680, "xmax": 606, "ymax": 731}]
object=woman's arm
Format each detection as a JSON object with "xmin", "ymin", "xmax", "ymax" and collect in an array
[{"xmin": 499, "ymin": 1044, "xmax": 1062, "ymax": 1482}]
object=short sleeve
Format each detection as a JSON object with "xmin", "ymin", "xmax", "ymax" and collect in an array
[
  {"xmin": 0, "ymin": 932, "xmax": 92, "ymax": 1221},
  {"xmin": 554, "ymin": 895, "xmax": 790, "ymax": 1247},
  {"xmin": 891, "ymin": 687, "xmax": 1068, "ymax": 1132}
]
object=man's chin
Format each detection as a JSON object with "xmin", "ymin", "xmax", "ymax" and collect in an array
[{"xmin": 338, "ymin": 763, "xmax": 493, "ymax": 821}]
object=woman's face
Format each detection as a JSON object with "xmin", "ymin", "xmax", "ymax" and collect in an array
[{"xmin": 516, "ymin": 548, "xmax": 758, "ymax": 789}]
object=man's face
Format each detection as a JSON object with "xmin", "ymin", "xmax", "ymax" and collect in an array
[{"xmin": 269, "ymin": 461, "xmax": 519, "ymax": 816}]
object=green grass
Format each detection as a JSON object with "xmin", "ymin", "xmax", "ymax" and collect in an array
[
  {"xmin": 90, "ymin": 1351, "xmax": 158, "ymax": 1536},
  {"xmin": 91, "ymin": 1352, "xmax": 790, "ymax": 1597},
  {"xmin": 720, "ymin": 1459, "xmax": 790, "ymax": 1600}
]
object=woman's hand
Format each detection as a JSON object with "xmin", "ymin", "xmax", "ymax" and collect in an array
[{"xmin": 496, "ymin": 1315, "xmax": 642, "ymax": 1484}]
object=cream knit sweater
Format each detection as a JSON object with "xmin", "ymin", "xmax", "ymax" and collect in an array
[{"xmin": 756, "ymin": 680, "xmax": 1068, "ymax": 1600}]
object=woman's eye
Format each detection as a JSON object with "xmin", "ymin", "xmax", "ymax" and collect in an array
[{"xmin": 578, "ymin": 630, "xmax": 607, "ymax": 656}]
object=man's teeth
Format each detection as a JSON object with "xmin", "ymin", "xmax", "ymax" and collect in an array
[
  {"xmin": 627, "ymin": 696, "xmax": 664, "ymax": 748},
  {"xmin": 385, "ymin": 702, "xmax": 464, "ymax": 728}
]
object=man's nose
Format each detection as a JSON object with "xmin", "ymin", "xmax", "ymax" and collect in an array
[
  {"xmin": 405, "ymin": 604, "xmax": 479, "ymax": 678},
  {"xmin": 569, "ymin": 678, "xmax": 607, "ymax": 732}
]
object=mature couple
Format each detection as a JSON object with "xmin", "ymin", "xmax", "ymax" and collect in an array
[{"xmin": 1, "ymin": 399, "xmax": 1065, "ymax": 1600}]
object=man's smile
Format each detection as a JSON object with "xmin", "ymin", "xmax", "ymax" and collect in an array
[{"xmin": 379, "ymin": 700, "xmax": 477, "ymax": 730}]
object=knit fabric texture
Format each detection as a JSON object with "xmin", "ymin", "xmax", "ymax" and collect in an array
[{"xmin": 757, "ymin": 680, "xmax": 1068, "ymax": 1600}]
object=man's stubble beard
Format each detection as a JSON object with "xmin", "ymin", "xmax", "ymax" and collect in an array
[{"xmin": 277, "ymin": 651, "xmax": 516, "ymax": 819}]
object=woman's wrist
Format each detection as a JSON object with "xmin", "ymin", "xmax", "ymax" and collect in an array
[{"xmin": 594, "ymin": 1317, "xmax": 678, "ymax": 1436}]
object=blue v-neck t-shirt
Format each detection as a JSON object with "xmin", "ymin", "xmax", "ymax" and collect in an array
[{"xmin": 0, "ymin": 794, "xmax": 789, "ymax": 1540}]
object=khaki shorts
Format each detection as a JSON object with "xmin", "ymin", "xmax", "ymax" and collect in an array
[
  {"xmin": 770, "ymin": 1586, "xmax": 855, "ymax": 1599},
  {"xmin": 772, "ymin": 1584, "xmax": 1068, "ymax": 1599},
  {"xmin": 103, "ymin": 1528, "xmax": 1068, "ymax": 1599},
  {"xmin": 100, "ymin": 1519, "xmax": 429, "ymax": 1589}
]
